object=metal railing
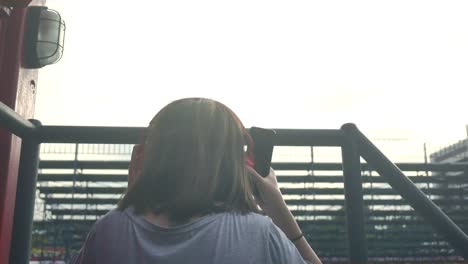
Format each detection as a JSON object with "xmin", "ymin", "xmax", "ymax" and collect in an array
[
  {"xmin": 2, "ymin": 100, "xmax": 468, "ymax": 263},
  {"xmin": 34, "ymin": 159, "xmax": 468, "ymax": 260}
]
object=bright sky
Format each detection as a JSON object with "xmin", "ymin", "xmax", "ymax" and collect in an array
[{"xmin": 35, "ymin": 0, "xmax": 468, "ymax": 160}]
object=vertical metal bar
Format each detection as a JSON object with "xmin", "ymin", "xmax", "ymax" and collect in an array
[
  {"xmin": 340, "ymin": 123, "xmax": 368, "ymax": 263},
  {"xmin": 354, "ymin": 125, "xmax": 468, "ymax": 258},
  {"xmin": 9, "ymin": 119, "xmax": 41, "ymax": 264},
  {"xmin": 72, "ymin": 143, "xmax": 78, "ymax": 212}
]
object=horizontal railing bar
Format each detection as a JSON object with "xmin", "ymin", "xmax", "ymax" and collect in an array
[
  {"xmin": 273, "ymin": 129, "xmax": 345, "ymax": 146},
  {"xmin": 37, "ymin": 127, "xmax": 345, "ymax": 146},
  {"xmin": 39, "ymin": 160, "xmax": 130, "ymax": 169},
  {"xmin": 45, "ymin": 208, "xmax": 468, "ymax": 218},
  {"xmin": 38, "ymin": 186, "xmax": 127, "ymax": 194},
  {"xmin": 277, "ymin": 175, "xmax": 468, "ymax": 183},
  {"xmin": 49, "ymin": 209, "xmax": 112, "ymax": 215},
  {"xmin": 38, "ymin": 174, "xmax": 128, "ymax": 182},
  {"xmin": 43, "ymin": 198, "xmax": 121, "ymax": 204},
  {"xmin": 0, "ymin": 101, "xmax": 37, "ymax": 139},
  {"xmin": 38, "ymin": 160, "xmax": 468, "ymax": 172},
  {"xmin": 32, "ymin": 219, "xmax": 468, "ymax": 227},
  {"xmin": 294, "ymin": 210, "xmax": 468, "ymax": 217},
  {"xmin": 38, "ymin": 161, "xmax": 327, "ymax": 170},
  {"xmin": 37, "ymin": 173, "xmax": 468, "ymax": 184},
  {"xmin": 38, "ymin": 126, "xmax": 145, "ymax": 144},
  {"xmin": 287, "ymin": 199, "xmax": 468, "ymax": 206},
  {"xmin": 41, "ymin": 197, "xmax": 468, "ymax": 206},
  {"xmin": 37, "ymin": 186, "xmax": 468, "ymax": 195},
  {"xmin": 282, "ymin": 188, "xmax": 467, "ymax": 195}
]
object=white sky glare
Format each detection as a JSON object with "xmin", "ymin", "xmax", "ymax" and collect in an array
[{"xmin": 36, "ymin": 0, "xmax": 468, "ymax": 158}]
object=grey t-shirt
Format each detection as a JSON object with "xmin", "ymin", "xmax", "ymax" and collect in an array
[{"xmin": 72, "ymin": 207, "xmax": 307, "ymax": 264}]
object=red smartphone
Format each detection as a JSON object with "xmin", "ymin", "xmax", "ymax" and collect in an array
[{"xmin": 247, "ymin": 127, "xmax": 276, "ymax": 177}]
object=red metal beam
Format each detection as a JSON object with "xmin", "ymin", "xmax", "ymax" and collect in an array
[{"xmin": 0, "ymin": 4, "xmax": 39, "ymax": 264}]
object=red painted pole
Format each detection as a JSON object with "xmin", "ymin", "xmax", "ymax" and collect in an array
[{"xmin": 0, "ymin": 4, "xmax": 39, "ymax": 264}]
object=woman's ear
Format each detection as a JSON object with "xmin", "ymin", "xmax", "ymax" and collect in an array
[
  {"xmin": 128, "ymin": 144, "xmax": 144, "ymax": 188},
  {"xmin": 246, "ymin": 149, "xmax": 255, "ymax": 168}
]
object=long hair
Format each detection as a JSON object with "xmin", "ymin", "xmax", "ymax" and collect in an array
[{"xmin": 118, "ymin": 98, "xmax": 259, "ymax": 221}]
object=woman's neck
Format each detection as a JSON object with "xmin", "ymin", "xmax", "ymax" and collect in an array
[{"xmin": 143, "ymin": 210, "xmax": 202, "ymax": 228}]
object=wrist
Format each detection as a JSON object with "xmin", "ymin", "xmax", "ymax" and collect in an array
[
  {"xmin": 289, "ymin": 232, "xmax": 304, "ymax": 243},
  {"xmin": 260, "ymin": 189, "xmax": 286, "ymax": 211}
]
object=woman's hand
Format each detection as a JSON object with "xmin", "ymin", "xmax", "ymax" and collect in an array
[
  {"xmin": 246, "ymin": 166, "xmax": 286, "ymax": 214},
  {"xmin": 247, "ymin": 166, "xmax": 323, "ymax": 264}
]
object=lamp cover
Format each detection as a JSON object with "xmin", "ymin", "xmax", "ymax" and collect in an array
[{"xmin": 23, "ymin": 6, "xmax": 65, "ymax": 69}]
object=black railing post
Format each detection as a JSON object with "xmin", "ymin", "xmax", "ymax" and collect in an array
[
  {"xmin": 354, "ymin": 126, "xmax": 468, "ymax": 259},
  {"xmin": 340, "ymin": 123, "xmax": 368, "ymax": 263},
  {"xmin": 9, "ymin": 119, "xmax": 41, "ymax": 264}
]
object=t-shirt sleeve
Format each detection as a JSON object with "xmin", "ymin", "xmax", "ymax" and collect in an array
[
  {"xmin": 69, "ymin": 225, "xmax": 97, "ymax": 264},
  {"xmin": 267, "ymin": 222, "xmax": 308, "ymax": 264}
]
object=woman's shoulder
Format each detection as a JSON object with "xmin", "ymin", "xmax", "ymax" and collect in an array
[
  {"xmin": 219, "ymin": 211, "xmax": 275, "ymax": 230},
  {"xmin": 92, "ymin": 208, "xmax": 132, "ymax": 232},
  {"xmin": 102, "ymin": 208, "xmax": 129, "ymax": 221},
  {"xmin": 93, "ymin": 208, "xmax": 275, "ymax": 233}
]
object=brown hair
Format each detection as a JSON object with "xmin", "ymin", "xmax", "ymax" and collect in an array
[{"xmin": 118, "ymin": 98, "xmax": 259, "ymax": 221}]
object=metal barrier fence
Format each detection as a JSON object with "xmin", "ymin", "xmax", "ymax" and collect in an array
[
  {"xmin": 33, "ymin": 156, "xmax": 468, "ymax": 262},
  {"xmin": 2, "ymin": 100, "xmax": 468, "ymax": 263}
]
